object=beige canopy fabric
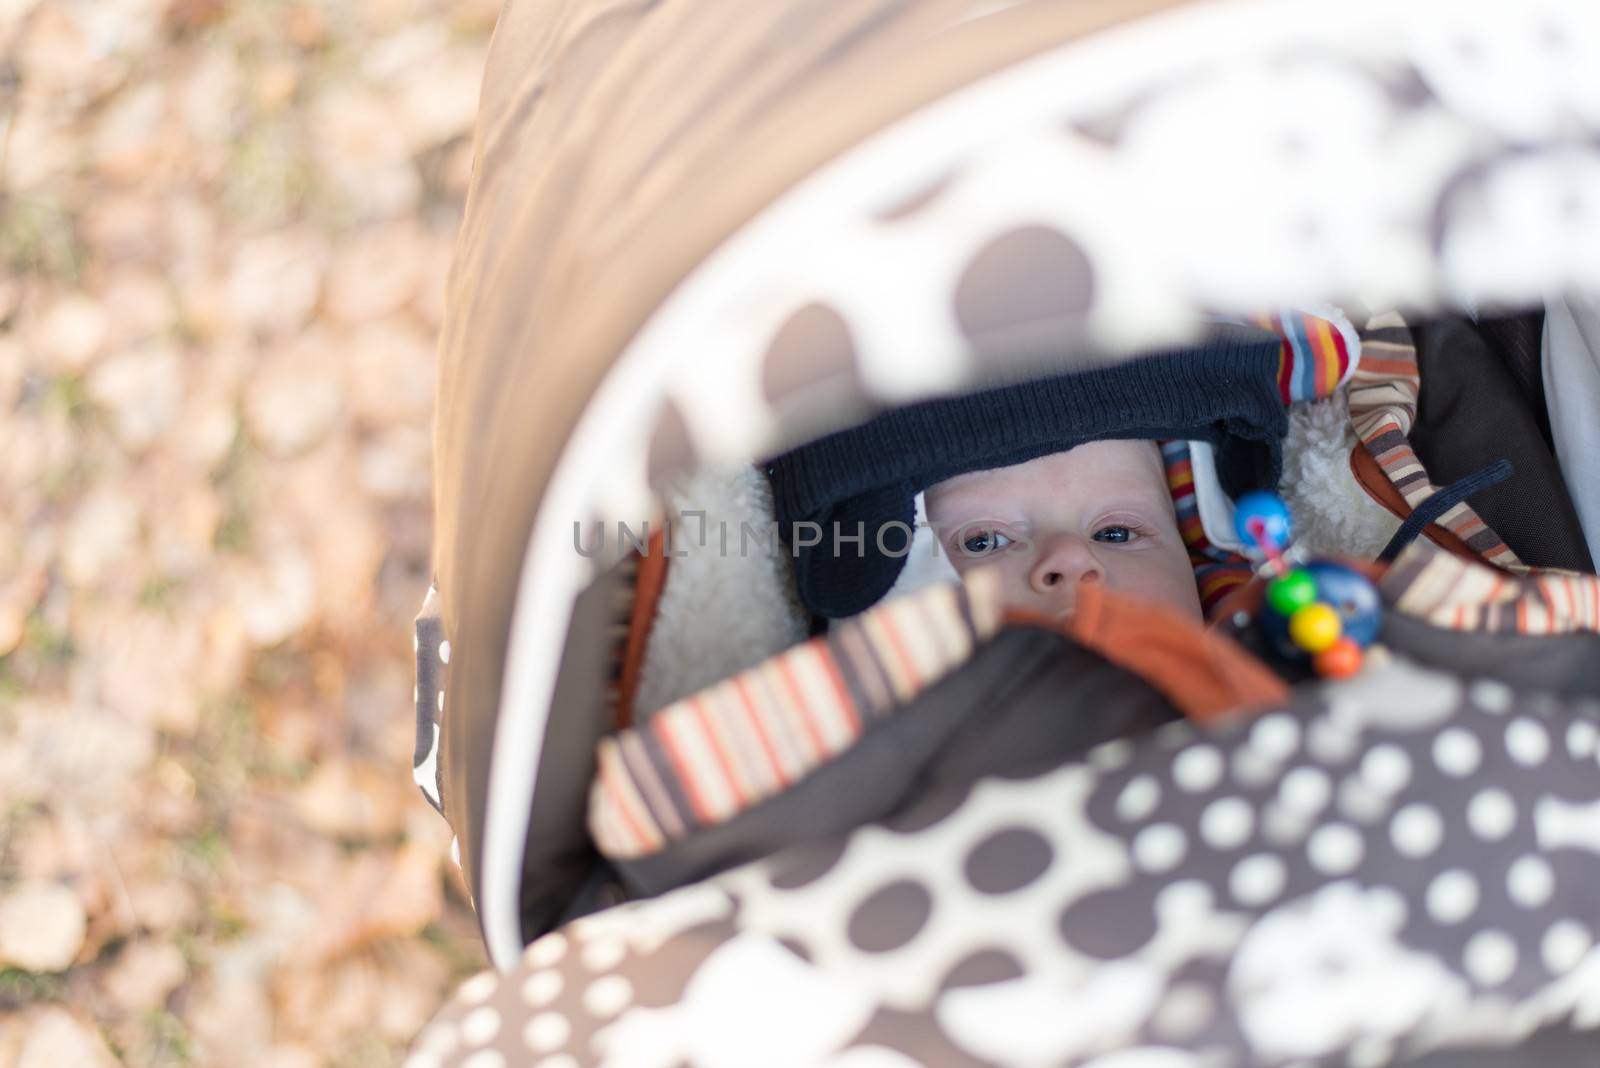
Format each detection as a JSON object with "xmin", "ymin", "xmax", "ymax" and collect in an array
[{"xmin": 433, "ymin": 0, "xmax": 1182, "ymax": 937}]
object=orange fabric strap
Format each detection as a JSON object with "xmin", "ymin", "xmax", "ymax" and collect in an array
[
  {"xmin": 615, "ymin": 528, "xmax": 671, "ymax": 729},
  {"xmin": 1011, "ymin": 582, "xmax": 1288, "ymax": 726}
]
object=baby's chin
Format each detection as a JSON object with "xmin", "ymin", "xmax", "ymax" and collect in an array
[{"xmin": 985, "ymin": 577, "xmax": 1205, "ymax": 623}]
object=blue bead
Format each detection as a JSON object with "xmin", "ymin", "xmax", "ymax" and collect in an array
[
  {"xmin": 1233, "ymin": 490, "xmax": 1293, "ymax": 551},
  {"xmin": 1304, "ymin": 560, "xmax": 1381, "ymax": 647}
]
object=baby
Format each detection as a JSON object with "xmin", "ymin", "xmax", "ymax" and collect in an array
[
  {"xmin": 766, "ymin": 332, "xmax": 1288, "ymax": 622},
  {"xmin": 925, "ymin": 439, "xmax": 1203, "ymax": 622}
]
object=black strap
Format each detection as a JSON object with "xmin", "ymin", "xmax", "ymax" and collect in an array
[{"xmin": 1378, "ymin": 459, "xmax": 1514, "ymax": 563}]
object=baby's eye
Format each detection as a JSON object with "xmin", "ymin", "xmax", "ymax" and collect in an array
[
  {"xmin": 960, "ymin": 530, "xmax": 1014, "ymax": 556},
  {"xmin": 1093, "ymin": 525, "xmax": 1135, "ymax": 544}
]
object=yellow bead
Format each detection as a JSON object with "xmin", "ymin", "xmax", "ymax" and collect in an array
[{"xmin": 1289, "ymin": 603, "xmax": 1343, "ymax": 654}]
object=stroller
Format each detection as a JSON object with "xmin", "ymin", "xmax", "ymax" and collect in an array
[{"xmin": 406, "ymin": 0, "xmax": 1600, "ymax": 1064}]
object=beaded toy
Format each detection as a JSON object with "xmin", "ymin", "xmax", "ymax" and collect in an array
[{"xmin": 1232, "ymin": 490, "xmax": 1381, "ymax": 679}]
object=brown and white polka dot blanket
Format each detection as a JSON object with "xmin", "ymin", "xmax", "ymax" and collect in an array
[{"xmin": 408, "ymin": 659, "xmax": 1600, "ymax": 1067}]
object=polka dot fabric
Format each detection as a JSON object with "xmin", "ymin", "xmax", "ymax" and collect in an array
[
  {"xmin": 413, "ymin": 583, "xmax": 447, "ymax": 817},
  {"xmin": 411, "ymin": 660, "xmax": 1600, "ymax": 1066}
]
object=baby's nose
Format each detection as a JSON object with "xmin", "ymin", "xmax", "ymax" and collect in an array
[{"xmin": 1028, "ymin": 534, "xmax": 1105, "ymax": 603}]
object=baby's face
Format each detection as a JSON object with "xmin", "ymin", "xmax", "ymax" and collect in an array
[{"xmin": 924, "ymin": 439, "xmax": 1202, "ymax": 621}]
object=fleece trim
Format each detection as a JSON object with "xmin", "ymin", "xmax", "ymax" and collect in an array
[{"xmin": 629, "ymin": 465, "xmax": 809, "ymax": 721}]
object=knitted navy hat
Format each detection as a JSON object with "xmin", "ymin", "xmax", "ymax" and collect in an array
[{"xmin": 766, "ymin": 327, "xmax": 1288, "ymax": 618}]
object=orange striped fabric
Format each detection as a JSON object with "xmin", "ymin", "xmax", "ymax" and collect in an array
[
  {"xmin": 1252, "ymin": 307, "xmax": 1359, "ymax": 403},
  {"xmin": 1161, "ymin": 440, "xmax": 1254, "ymax": 618},
  {"xmin": 589, "ymin": 573, "xmax": 1006, "ymax": 859},
  {"xmin": 1382, "ymin": 539, "xmax": 1600, "ymax": 636},
  {"xmin": 1347, "ymin": 311, "xmax": 1524, "ymax": 570}
]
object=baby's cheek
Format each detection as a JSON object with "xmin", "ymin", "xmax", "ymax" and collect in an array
[
  {"xmin": 1112, "ymin": 544, "xmax": 1204, "ymax": 620},
  {"xmin": 955, "ymin": 555, "xmax": 1034, "ymax": 611}
]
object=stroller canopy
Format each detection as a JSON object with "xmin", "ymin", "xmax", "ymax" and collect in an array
[{"xmin": 426, "ymin": 0, "xmax": 1600, "ymax": 974}]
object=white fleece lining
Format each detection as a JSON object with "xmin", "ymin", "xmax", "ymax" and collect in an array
[
  {"xmin": 1279, "ymin": 392, "xmax": 1402, "ymax": 560},
  {"xmin": 1189, "ymin": 440, "xmax": 1247, "ymax": 555},
  {"xmin": 631, "ymin": 466, "xmax": 810, "ymax": 719}
]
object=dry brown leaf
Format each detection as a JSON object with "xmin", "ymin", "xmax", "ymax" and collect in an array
[
  {"xmin": 244, "ymin": 330, "xmax": 345, "ymax": 456},
  {"xmin": 257, "ymin": 439, "xmax": 387, "ymax": 627},
  {"xmin": 292, "ymin": 758, "xmax": 407, "ymax": 841},
  {"xmin": 123, "ymin": 864, "xmax": 201, "ymax": 936},
  {"xmin": 0, "ymin": 333, "xmax": 22, "ymax": 410},
  {"xmin": 176, "ymin": 48, "xmax": 242, "ymax": 149},
  {"xmin": 61, "ymin": 488, "xmax": 141, "ymax": 589},
  {"xmin": 164, "ymin": 192, "xmax": 221, "ymax": 289},
  {"xmin": 263, "ymin": 1044, "xmax": 322, "ymax": 1068},
  {"xmin": 87, "ymin": 608, "xmax": 205, "ymax": 736},
  {"xmin": 372, "ymin": 937, "xmax": 453, "ymax": 1041},
  {"xmin": 101, "ymin": 940, "xmax": 189, "ymax": 1013},
  {"xmin": 4, "ymin": 701, "xmax": 157, "ymax": 813},
  {"xmin": 79, "ymin": 193, "xmax": 164, "ymax": 267},
  {"xmin": 164, "ymin": 0, "xmax": 227, "ymax": 34},
  {"xmin": 309, "ymin": 87, "xmax": 421, "ymax": 218},
  {"xmin": 91, "ymin": 81, "xmax": 172, "ymax": 182},
  {"xmin": 175, "ymin": 394, "xmax": 239, "ymax": 476},
  {"xmin": 254, "ymin": 61, "xmax": 300, "ymax": 113},
  {"xmin": 227, "ymin": 231, "xmax": 329, "ymax": 338},
  {"xmin": 395, "ymin": 46, "xmax": 485, "ymax": 148},
  {"xmin": 274, "ymin": 954, "xmax": 381, "ymax": 1048},
  {"xmin": 13, "ymin": 811, "xmax": 97, "ymax": 884},
  {"xmin": 86, "ymin": 342, "xmax": 184, "ymax": 451},
  {"xmin": 0, "ymin": 881, "xmax": 88, "ymax": 973},
  {"xmin": 185, "ymin": 965, "xmax": 276, "ymax": 1068},
  {"xmin": 0, "ymin": 566, "xmax": 48, "ymax": 657},
  {"xmin": 8, "ymin": 1007, "xmax": 120, "ymax": 1068},
  {"xmin": 97, "ymin": 269, "xmax": 176, "ymax": 346},
  {"xmin": 285, "ymin": 3, "xmax": 327, "ymax": 49},
  {"xmin": 4, "ymin": 101, "xmax": 80, "ymax": 190},
  {"xmin": 227, "ymin": 547, "xmax": 317, "ymax": 648},
  {"xmin": 296, "ymin": 841, "xmax": 443, "ymax": 966},
  {"xmin": 324, "ymin": 223, "xmax": 429, "ymax": 325},
  {"xmin": 143, "ymin": 484, "xmax": 223, "ymax": 575},
  {"xmin": 410, "ymin": 231, "xmax": 455, "ymax": 330},
  {"xmin": 196, "ymin": 601, "xmax": 251, "ymax": 701},
  {"xmin": 34, "ymin": 292, "xmax": 109, "ymax": 372},
  {"xmin": 343, "ymin": 319, "xmax": 435, "ymax": 426},
  {"xmin": 357, "ymin": 426, "xmax": 432, "ymax": 505},
  {"xmin": 16, "ymin": 5, "xmax": 101, "ymax": 109}
]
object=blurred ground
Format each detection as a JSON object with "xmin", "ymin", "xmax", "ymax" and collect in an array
[{"xmin": 0, "ymin": 0, "xmax": 499, "ymax": 1063}]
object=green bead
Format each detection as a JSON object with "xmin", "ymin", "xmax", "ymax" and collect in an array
[{"xmin": 1267, "ymin": 569, "xmax": 1317, "ymax": 616}]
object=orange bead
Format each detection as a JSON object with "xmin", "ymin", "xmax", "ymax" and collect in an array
[
  {"xmin": 1314, "ymin": 638, "xmax": 1364, "ymax": 679},
  {"xmin": 1288, "ymin": 603, "xmax": 1343, "ymax": 654}
]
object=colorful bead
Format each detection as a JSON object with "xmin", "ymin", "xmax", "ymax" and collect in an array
[
  {"xmin": 1289, "ymin": 602, "xmax": 1343, "ymax": 654},
  {"xmin": 1266, "ymin": 569, "xmax": 1317, "ymax": 616},
  {"xmin": 1313, "ymin": 638, "xmax": 1365, "ymax": 678},
  {"xmin": 1301, "ymin": 561, "xmax": 1381, "ymax": 647},
  {"xmin": 1233, "ymin": 490, "xmax": 1293, "ymax": 553}
]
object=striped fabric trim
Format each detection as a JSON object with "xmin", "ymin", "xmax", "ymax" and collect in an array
[
  {"xmin": 1382, "ymin": 540, "xmax": 1600, "ymax": 636},
  {"xmin": 1160, "ymin": 305, "xmax": 1360, "ymax": 616},
  {"xmin": 1161, "ymin": 439, "xmax": 1255, "ymax": 618},
  {"xmin": 1347, "ymin": 311, "xmax": 1524, "ymax": 571},
  {"xmin": 590, "ymin": 572, "xmax": 1006, "ymax": 859},
  {"xmin": 1251, "ymin": 307, "xmax": 1359, "ymax": 404}
]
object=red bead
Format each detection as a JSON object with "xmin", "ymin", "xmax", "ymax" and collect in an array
[{"xmin": 1313, "ymin": 638, "xmax": 1364, "ymax": 679}]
